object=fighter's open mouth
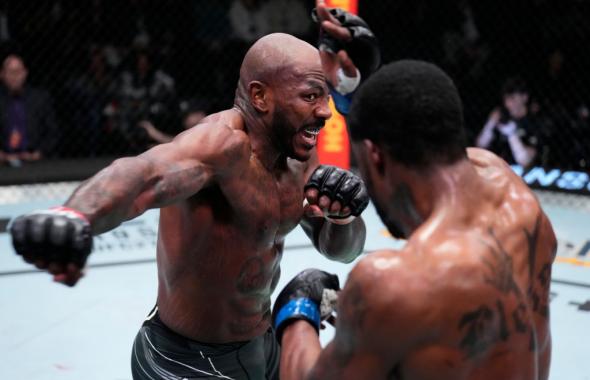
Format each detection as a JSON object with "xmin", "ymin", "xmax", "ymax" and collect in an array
[{"xmin": 303, "ymin": 126, "xmax": 322, "ymax": 136}]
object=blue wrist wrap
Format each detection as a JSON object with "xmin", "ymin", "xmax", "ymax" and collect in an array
[
  {"xmin": 329, "ymin": 83, "xmax": 355, "ymax": 116},
  {"xmin": 274, "ymin": 297, "xmax": 321, "ymax": 331}
]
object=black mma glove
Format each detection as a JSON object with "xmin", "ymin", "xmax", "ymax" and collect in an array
[
  {"xmin": 304, "ymin": 165, "xmax": 369, "ymax": 223},
  {"xmin": 272, "ymin": 269, "xmax": 340, "ymax": 343},
  {"xmin": 312, "ymin": 7, "xmax": 381, "ymax": 115},
  {"xmin": 10, "ymin": 206, "xmax": 93, "ymax": 268},
  {"xmin": 312, "ymin": 7, "xmax": 381, "ymax": 80}
]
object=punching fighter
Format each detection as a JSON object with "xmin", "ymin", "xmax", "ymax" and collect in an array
[
  {"xmin": 273, "ymin": 61, "xmax": 557, "ymax": 380},
  {"xmin": 9, "ymin": 5, "xmax": 380, "ymax": 380}
]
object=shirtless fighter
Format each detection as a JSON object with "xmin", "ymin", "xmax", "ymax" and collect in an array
[
  {"xmin": 273, "ymin": 60, "xmax": 557, "ymax": 380},
  {"xmin": 8, "ymin": 7, "xmax": 380, "ymax": 380}
]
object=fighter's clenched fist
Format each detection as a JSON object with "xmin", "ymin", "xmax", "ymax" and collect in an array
[
  {"xmin": 10, "ymin": 206, "xmax": 92, "ymax": 286},
  {"xmin": 272, "ymin": 268, "xmax": 340, "ymax": 343},
  {"xmin": 304, "ymin": 165, "xmax": 369, "ymax": 224}
]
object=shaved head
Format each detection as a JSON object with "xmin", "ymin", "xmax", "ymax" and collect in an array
[
  {"xmin": 238, "ymin": 33, "xmax": 321, "ymax": 92},
  {"xmin": 233, "ymin": 33, "xmax": 331, "ymax": 163}
]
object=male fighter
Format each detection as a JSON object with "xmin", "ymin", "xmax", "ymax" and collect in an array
[
  {"xmin": 273, "ymin": 60, "xmax": 557, "ymax": 380},
  {"xmin": 9, "ymin": 7, "xmax": 380, "ymax": 380}
]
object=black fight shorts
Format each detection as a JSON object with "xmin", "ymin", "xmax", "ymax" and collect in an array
[{"xmin": 131, "ymin": 307, "xmax": 280, "ymax": 380}]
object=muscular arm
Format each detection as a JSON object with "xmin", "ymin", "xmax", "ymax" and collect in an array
[
  {"xmin": 300, "ymin": 215, "xmax": 366, "ymax": 263},
  {"xmin": 280, "ymin": 256, "xmax": 421, "ymax": 379},
  {"xmin": 300, "ymin": 153, "xmax": 366, "ymax": 263},
  {"xmin": 65, "ymin": 123, "xmax": 248, "ymax": 234}
]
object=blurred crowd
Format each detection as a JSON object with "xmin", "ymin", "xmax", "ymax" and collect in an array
[{"xmin": 0, "ymin": 0, "xmax": 589, "ymax": 171}]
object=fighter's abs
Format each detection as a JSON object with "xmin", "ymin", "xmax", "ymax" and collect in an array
[{"xmin": 155, "ymin": 170, "xmax": 303, "ymax": 341}]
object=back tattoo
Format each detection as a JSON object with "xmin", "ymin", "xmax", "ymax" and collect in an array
[{"xmin": 458, "ymin": 215, "xmax": 554, "ymax": 358}]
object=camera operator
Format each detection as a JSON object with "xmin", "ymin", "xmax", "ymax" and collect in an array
[{"xmin": 476, "ymin": 78, "xmax": 538, "ymax": 167}]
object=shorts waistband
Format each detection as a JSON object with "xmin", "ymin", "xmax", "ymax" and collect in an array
[{"xmin": 143, "ymin": 306, "xmax": 249, "ymax": 355}]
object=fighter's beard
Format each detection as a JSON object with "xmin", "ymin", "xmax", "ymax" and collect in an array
[
  {"xmin": 270, "ymin": 106, "xmax": 323, "ymax": 162},
  {"xmin": 270, "ymin": 106, "xmax": 297, "ymax": 159}
]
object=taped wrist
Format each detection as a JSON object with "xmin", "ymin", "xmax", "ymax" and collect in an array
[
  {"xmin": 48, "ymin": 206, "xmax": 89, "ymax": 222},
  {"xmin": 274, "ymin": 297, "xmax": 321, "ymax": 342},
  {"xmin": 335, "ymin": 67, "xmax": 361, "ymax": 95},
  {"xmin": 329, "ymin": 82, "xmax": 355, "ymax": 115},
  {"xmin": 327, "ymin": 214, "xmax": 356, "ymax": 225}
]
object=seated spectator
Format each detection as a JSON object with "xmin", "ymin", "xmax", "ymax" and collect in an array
[
  {"xmin": 0, "ymin": 54, "xmax": 58, "ymax": 166},
  {"xmin": 139, "ymin": 99, "xmax": 209, "ymax": 145},
  {"xmin": 110, "ymin": 49, "xmax": 177, "ymax": 153},
  {"xmin": 476, "ymin": 78, "xmax": 539, "ymax": 167}
]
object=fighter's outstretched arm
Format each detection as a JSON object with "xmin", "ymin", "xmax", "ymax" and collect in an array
[
  {"xmin": 66, "ymin": 123, "xmax": 248, "ymax": 234},
  {"xmin": 10, "ymin": 122, "xmax": 248, "ymax": 285}
]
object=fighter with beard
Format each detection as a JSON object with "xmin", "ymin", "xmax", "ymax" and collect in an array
[{"xmin": 9, "ymin": 31, "xmax": 372, "ymax": 379}]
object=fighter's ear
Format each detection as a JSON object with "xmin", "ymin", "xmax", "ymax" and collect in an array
[
  {"xmin": 363, "ymin": 139, "xmax": 385, "ymax": 175},
  {"xmin": 249, "ymin": 81, "xmax": 271, "ymax": 113}
]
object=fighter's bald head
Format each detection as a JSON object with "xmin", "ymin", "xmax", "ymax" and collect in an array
[{"xmin": 238, "ymin": 33, "xmax": 322, "ymax": 87}]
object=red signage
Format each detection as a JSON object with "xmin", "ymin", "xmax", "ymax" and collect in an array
[{"xmin": 316, "ymin": 0, "xmax": 358, "ymax": 169}]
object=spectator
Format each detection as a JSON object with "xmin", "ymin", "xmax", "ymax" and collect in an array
[
  {"xmin": 476, "ymin": 77, "xmax": 539, "ymax": 167},
  {"xmin": 0, "ymin": 54, "xmax": 58, "ymax": 165},
  {"xmin": 111, "ymin": 49, "xmax": 176, "ymax": 153},
  {"xmin": 139, "ymin": 100, "xmax": 209, "ymax": 145}
]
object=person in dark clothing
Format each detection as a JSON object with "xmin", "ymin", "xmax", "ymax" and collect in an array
[
  {"xmin": 476, "ymin": 78, "xmax": 539, "ymax": 167},
  {"xmin": 0, "ymin": 54, "xmax": 58, "ymax": 164}
]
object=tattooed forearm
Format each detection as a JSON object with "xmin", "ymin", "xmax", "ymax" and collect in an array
[
  {"xmin": 65, "ymin": 157, "xmax": 155, "ymax": 233},
  {"xmin": 152, "ymin": 162, "xmax": 209, "ymax": 205},
  {"xmin": 65, "ymin": 155, "xmax": 209, "ymax": 234}
]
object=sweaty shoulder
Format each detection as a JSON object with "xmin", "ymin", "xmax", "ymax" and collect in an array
[
  {"xmin": 174, "ymin": 109, "xmax": 251, "ymax": 173},
  {"xmin": 468, "ymin": 147, "xmax": 540, "ymax": 216},
  {"xmin": 351, "ymin": 241, "xmax": 500, "ymax": 327},
  {"xmin": 351, "ymin": 247, "xmax": 483, "ymax": 310},
  {"xmin": 340, "ymin": 250, "xmax": 439, "ymax": 354},
  {"xmin": 468, "ymin": 147, "xmax": 524, "ymax": 186}
]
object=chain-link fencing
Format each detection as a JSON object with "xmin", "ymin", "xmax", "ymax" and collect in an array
[{"xmin": 0, "ymin": 0, "xmax": 588, "ymax": 188}]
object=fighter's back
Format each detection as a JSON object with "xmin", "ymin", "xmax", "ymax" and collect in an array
[
  {"xmin": 155, "ymin": 109, "xmax": 309, "ymax": 343},
  {"xmin": 339, "ymin": 148, "xmax": 556, "ymax": 380}
]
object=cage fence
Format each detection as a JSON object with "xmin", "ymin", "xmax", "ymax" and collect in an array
[{"xmin": 0, "ymin": 0, "xmax": 587, "ymax": 200}]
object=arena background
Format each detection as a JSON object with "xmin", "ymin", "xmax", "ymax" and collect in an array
[{"xmin": 0, "ymin": 0, "xmax": 589, "ymax": 379}]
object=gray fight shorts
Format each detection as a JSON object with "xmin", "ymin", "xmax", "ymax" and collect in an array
[{"xmin": 131, "ymin": 307, "xmax": 280, "ymax": 380}]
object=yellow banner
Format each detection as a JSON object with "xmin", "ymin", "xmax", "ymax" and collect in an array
[{"xmin": 324, "ymin": 0, "xmax": 358, "ymax": 14}]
